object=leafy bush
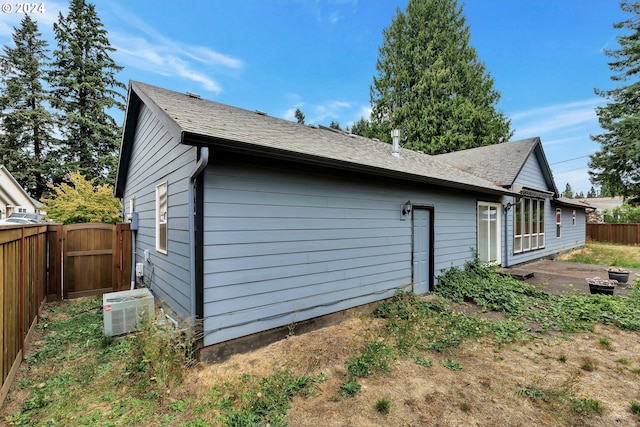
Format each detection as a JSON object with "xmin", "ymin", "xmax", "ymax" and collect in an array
[
  {"xmin": 435, "ymin": 257, "xmax": 640, "ymax": 333},
  {"xmin": 40, "ymin": 171, "xmax": 121, "ymax": 224},
  {"xmin": 603, "ymin": 204, "xmax": 640, "ymax": 223}
]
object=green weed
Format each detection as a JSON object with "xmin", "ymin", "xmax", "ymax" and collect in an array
[
  {"xmin": 345, "ymin": 340, "xmax": 393, "ymax": 378},
  {"xmin": 375, "ymin": 398, "xmax": 390, "ymax": 414},
  {"xmin": 442, "ymin": 358, "xmax": 463, "ymax": 371},
  {"xmin": 338, "ymin": 378, "xmax": 361, "ymax": 397},
  {"xmin": 412, "ymin": 353, "xmax": 432, "ymax": 367}
]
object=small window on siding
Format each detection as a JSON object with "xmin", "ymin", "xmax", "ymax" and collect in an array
[
  {"xmin": 556, "ymin": 208, "xmax": 562, "ymax": 238},
  {"xmin": 156, "ymin": 182, "xmax": 168, "ymax": 253},
  {"xmin": 572, "ymin": 210, "xmax": 576, "ymax": 226}
]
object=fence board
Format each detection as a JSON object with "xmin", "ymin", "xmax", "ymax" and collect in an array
[
  {"xmin": 0, "ymin": 224, "xmax": 48, "ymax": 408},
  {"xmin": 1, "ymin": 222, "xmax": 132, "ymax": 408},
  {"xmin": 586, "ymin": 223, "xmax": 640, "ymax": 245},
  {"xmin": 63, "ymin": 224, "xmax": 117, "ymax": 298}
]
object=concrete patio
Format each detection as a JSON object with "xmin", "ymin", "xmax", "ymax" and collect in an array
[{"xmin": 503, "ymin": 260, "xmax": 636, "ymax": 297}]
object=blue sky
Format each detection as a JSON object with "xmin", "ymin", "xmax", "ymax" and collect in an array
[{"xmin": 0, "ymin": 1, "xmax": 629, "ymax": 196}]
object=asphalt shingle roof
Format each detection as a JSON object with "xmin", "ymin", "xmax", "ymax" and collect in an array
[
  {"xmin": 126, "ymin": 81, "xmax": 512, "ymax": 196},
  {"xmin": 434, "ymin": 138, "xmax": 541, "ymax": 187}
]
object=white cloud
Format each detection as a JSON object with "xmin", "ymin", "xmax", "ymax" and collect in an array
[
  {"xmin": 185, "ymin": 46, "xmax": 243, "ymax": 69},
  {"xmin": 0, "ymin": 1, "xmax": 66, "ymax": 41},
  {"xmin": 511, "ymin": 98, "xmax": 602, "ymax": 138},
  {"xmin": 104, "ymin": 2, "xmax": 242, "ymax": 94},
  {"xmin": 311, "ymin": 100, "xmax": 351, "ymax": 124}
]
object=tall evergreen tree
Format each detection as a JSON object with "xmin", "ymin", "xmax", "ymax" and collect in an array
[
  {"xmin": 348, "ymin": 117, "xmax": 388, "ymax": 140},
  {"xmin": 48, "ymin": 0, "xmax": 125, "ymax": 184},
  {"xmin": 563, "ymin": 182, "xmax": 574, "ymax": 198},
  {"xmin": 294, "ymin": 107, "xmax": 305, "ymax": 124},
  {"xmin": 370, "ymin": 0, "xmax": 512, "ymax": 154},
  {"xmin": 0, "ymin": 15, "xmax": 55, "ymax": 199},
  {"xmin": 589, "ymin": 2, "xmax": 640, "ymax": 203}
]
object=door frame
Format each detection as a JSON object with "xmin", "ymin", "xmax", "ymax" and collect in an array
[
  {"xmin": 411, "ymin": 205, "xmax": 435, "ymax": 293},
  {"xmin": 477, "ymin": 201, "xmax": 502, "ymax": 265}
]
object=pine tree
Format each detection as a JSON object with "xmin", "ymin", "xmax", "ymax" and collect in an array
[
  {"xmin": 294, "ymin": 108, "xmax": 305, "ymax": 124},
  {"xmin": 349, "ymin": 117, "xmax": 388, "ymax": 140},
  {"xmin": 0, "ymin": 15, "xmax": 55, "ymax": 199},
  {"xmin": 589, "ymin": 2, "xmax": 640, "ymax": 203},
  {"xmin": 370, "ymin": 0, "xmax": 512, "ymax": 154},
  {"xmin": 48, "ymin": 0, "xmax": 125, "ymax": 185},
  {"xmin": 563, "ymin": 182, "xmax": 574, "ymax": 198}
]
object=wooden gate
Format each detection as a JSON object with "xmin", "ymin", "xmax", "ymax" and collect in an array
[{"xmin": 63, "ymin": 223, "xmax": 118, "ymax": 299}]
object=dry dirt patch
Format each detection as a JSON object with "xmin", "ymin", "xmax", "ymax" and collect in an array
[{"xmin": 184, "ymin": 313, "xmax": 640, "ymax": 426}]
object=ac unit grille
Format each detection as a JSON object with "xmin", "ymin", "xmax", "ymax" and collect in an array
[{"xmin": 103, "ymin": 288, "xmax": 155, "ymax": 337}]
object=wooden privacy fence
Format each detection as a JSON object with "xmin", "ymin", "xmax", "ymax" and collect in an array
[
  {"xmin": 0, "ymin": 224, "xmax": 50, "ymax": 406},
  {"xmin": 0, "ymin": 223, "xmax": 132, "ymax": 407},
  {"xmin": 587, "ymin": 223, "xmax": 640, "ymax": 245}
]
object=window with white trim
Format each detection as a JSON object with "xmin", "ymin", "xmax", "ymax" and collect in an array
[
  {"xmin": 572, "ymin": 210, "xmax": 576, "ymax": 226},
  {"xmin": 556, "ymin": 208, "xmax": 562, "ymax": 238},
  {"xmin": 156, "ymin": 182, "xmax": 168, "ymax": 253},
  {"xmin": 514, "ymin": 197, "xmax": 545, "ymax": 254}
]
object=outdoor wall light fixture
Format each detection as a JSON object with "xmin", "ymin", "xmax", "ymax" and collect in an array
[
  {"xmin": 402, "ymin": 200, "xmax": 412, "ymax": 216},
  {"xmin": 503, "ymin": 198, "xmax": 521, "ymax": 213}
]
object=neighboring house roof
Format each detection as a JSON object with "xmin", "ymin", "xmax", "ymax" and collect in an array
[
  {"xmin": 579, "ymin": 197, "xmax": 624, "ymax": 212},
  {"xmin": 0, "ymin": 165, "xmax": 40, "ymax": 209},
  {"xmin": 435, "ymin": 137, "xmax": 559, "ymax": 196},
  {"xmin": 116, "ymin": 81, "xmax": 514, "ymax": 199},
  {"xmin": 555, "ymin": 197, "xmax": 592, "ymax": 209}
]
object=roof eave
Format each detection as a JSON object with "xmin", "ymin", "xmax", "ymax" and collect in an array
[
  {"xmin": 184, "ymin": 133, "xmax": 514, "ymax": 197},
  {"xmin": 114, "ymin": 81, "xmax": 186, "ymax": 198}
]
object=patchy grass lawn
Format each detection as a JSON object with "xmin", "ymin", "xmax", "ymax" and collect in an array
[
  {"xmin": 558, "ymin": 242, "xmax": 640, "ymax": 269},
  {"xmin": 2, "ymin": 256, "xmax": 640, "ymax": 426}
]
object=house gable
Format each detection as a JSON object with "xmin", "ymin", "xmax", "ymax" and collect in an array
[
  {"xmin": 435, "ymin": 137, "xmax": 559, "ymax": 196},
  {"xmin": 0, "ymin": 165, "xmax": 41, "ymax": 217}
]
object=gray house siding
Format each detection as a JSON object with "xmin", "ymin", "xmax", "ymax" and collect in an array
[
  {"xmin": 514, "ymin": 152, "xmax": 549, "ymax": 190},
  {"xmin": 201, "ymin": 157, "xmax": 480, "ymax": 346},
  {"xmin": 549, "ymin": 203, "xmax": 587, "ymax": 253},
  {"xmin": 121, "ymin": 103, "xmax": 197, "ymax": 318}
]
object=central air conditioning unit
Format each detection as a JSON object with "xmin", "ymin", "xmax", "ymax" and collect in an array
[{"xmin": 103, "ymin": 288, "xmax": 155, "ymax": 337}]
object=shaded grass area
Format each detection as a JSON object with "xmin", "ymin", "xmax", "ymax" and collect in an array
[
  {"xmin": 4, "ymin": 255, "xmax": 640, "ymax": 426},
  {"xmin": 3, "ymin": 298, "xmax": 322, "ymax": 427},
  {"xmin": 559, "ymin": 242, "xmax": 640, "ymax": 268}
]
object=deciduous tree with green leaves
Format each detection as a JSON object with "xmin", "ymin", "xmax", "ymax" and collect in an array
[
  {"xmin": 48, "ymin": 0, "xmax": 125, "ymax": 185},
  {"xmin": 370, "ymin": 0, "xmax": 512, "ymax": 154},
  {"xmin": 0, "ymin": 15, "xmax": 56, "ymax": 200},
  {"xmin": 590, "ymin": 2, "xmax": 640, "ymax": 204},
  {"xmin": 40, "ymin": 171, "xmax": 121, "ymax": 224}
]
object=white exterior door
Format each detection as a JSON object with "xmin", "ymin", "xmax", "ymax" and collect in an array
[{"xmin": 477, "ymin": 202, "xmax": 501, "ymax": 265}]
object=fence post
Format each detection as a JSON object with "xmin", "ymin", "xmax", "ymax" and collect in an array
[{"xmin": 19, "ymin": 227, "xmax": 25, "ymax": 356}]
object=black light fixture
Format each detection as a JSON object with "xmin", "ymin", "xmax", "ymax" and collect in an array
[{"xmin": 402, "ymin": 200, "xmax": 412, "ymax": 216}]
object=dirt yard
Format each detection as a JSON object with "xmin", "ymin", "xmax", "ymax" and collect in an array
[{"xmin": 186, "ymin": 311, "xmax": 640, "ymax": 426}]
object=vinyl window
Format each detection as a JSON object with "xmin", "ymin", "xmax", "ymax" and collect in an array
[
  {"xmin": 156, "ymin": 182, "xmax": 168, "ymax": 253},
  {"xmin": 514, "ymin": 197, "xmax": 545, "ymax": 254}
]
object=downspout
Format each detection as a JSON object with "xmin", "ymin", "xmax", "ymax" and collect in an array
[
  {"xmin": 503, "ymin": 204, "xmax": 509, "ymax": 268},
  {"xmin": 190, "ymin": 147, "xmax": 209, "ymax": 318},
  {"xmin": 130, "ymin": 212, "xmax": 139, "ymax": 290}
]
